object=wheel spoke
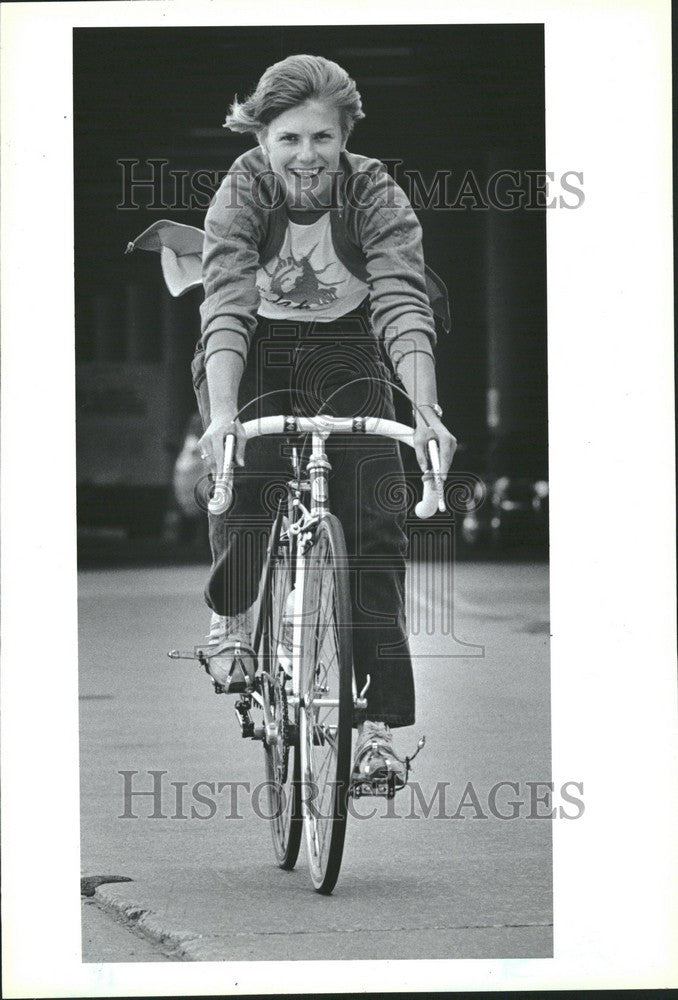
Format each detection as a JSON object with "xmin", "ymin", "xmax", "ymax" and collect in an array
[
  {"xmin": 315, "ymin": 574, "xmax": 336, "ymax": 653},
  {"xmin": 316, "ymin": 732, "xmax": 336, "ymax": 778},
  {"xmin": 316, "ymin": 641, "xmax": 338, "ymax": 692}
]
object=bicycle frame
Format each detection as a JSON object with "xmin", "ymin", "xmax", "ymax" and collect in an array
[
  {"xmin": 168, "ymin": 412, "xmax": 438, "ymax": 888},
  {"xmin": 208, "ymin": 413, "xmax": 445, "ymax": 711},
  {"xmin": 171, "ymin": 413, "xmax": 444, "ymax": 696}
]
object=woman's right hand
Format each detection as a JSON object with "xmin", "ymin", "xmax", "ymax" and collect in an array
[{"xmin": 198, "ymin": 413, "xmax": 247, "ymax": 475}]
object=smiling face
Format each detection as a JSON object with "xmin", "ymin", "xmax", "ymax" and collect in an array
[{"xmin": 260, "ymin": 100, "xmax": 346, "ymax": 209}]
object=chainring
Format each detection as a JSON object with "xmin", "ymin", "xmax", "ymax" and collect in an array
[{"xmin": 269, "ymin": 674, "xmax": 290, "ymax": 786}]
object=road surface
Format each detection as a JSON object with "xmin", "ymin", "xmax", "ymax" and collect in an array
[{"xmin": 79, "ymin": 559, "xmax": 552, "ymax": 962}]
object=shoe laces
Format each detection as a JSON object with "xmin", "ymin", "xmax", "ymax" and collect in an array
[
  {"xmin": 208, "ymin": 610, "xmax": 252, "ymax": 644},
  {"xmin": 360, "ymin": 720, "xmax": 391, "ymax": 743},
  {"xmin": 356, "ymin": 720, "xmax": 402, "ymax": 758}
]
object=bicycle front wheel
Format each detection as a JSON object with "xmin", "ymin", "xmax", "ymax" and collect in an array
[{"xmin": 299, "ymin": 514, "xmax": 353, "ymax": 894}]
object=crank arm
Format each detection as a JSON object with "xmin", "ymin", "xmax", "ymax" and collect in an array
[{"xmin": 234, "ymin": 697, "xmax": 265, "ymax": 740}]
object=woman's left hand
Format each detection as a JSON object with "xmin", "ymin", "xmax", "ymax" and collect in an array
[{"xmin": 413, "ymin": 413, "xmax": 457, "ymax": 478}]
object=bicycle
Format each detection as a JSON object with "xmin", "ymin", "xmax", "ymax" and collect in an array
[{"xmin": 170, "ymin": 411, "xmax": 445, "ymax": 894}]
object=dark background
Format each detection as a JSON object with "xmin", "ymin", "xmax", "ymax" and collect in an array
[{"xmin": 74, "ymin": 24, "xmax": 547, "ymax": 555}]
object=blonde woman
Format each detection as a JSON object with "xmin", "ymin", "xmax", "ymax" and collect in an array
[{"xmin": 195, "ymin": 54, "xmax": 456, "ymax": 788}]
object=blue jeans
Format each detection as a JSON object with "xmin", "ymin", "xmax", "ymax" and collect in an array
[{"xmin": 193, "ymin": 304, "xmax": 415, "ymax": 728}]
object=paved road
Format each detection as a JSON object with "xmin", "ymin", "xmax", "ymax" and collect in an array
[{"xmin": 79, "ymin": 560, "xmax": 552, "ymax": 962}]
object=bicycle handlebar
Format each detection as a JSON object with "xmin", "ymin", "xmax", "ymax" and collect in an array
[{"xmin": 207, "ymin": 415, "xmax": 446, "ymax": 519}]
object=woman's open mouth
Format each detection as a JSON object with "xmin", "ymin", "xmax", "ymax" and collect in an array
[{"xmin": 289, "ymin": 167, "xmax": 323, "ymax": 180}]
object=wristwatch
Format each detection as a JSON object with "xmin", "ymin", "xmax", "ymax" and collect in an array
[{"xmin": 419, "ymin": 402, "xmax": 443, "ymax": 418}]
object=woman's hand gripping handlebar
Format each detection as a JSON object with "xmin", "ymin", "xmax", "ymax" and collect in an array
[
  {"xmin": 206, "ymin": 415, "xmax": 455, "ymax": 518},
  {"xmin": 208, "ymin": 431, "xmax": 237, "ymax": 515},
  {"xmin": 414, "ymin": 439, "xmax": 447, "ymax": 518}
]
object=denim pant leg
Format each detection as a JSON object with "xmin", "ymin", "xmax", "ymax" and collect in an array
[
  {"xmin": 314, "ymin": 353, "xmax": 414, "ymax": 729},
  {"xmin": 327, "ymin": 431, "xmax": 414, "ymax": 729},
  {"xmin": 206, "ymin": 432, "xmax": 290, "ymax": 615}
]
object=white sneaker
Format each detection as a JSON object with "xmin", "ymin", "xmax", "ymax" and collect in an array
[
  {"xmin": 203, "ymin": 609, "xmax": 255, "ymax": 693},
  {"xmin": 352, "ymin": 720, "xmax": 407, "ymax": 788},
  {"xmin": 208, "ymin": 612, "xmax": 226, "ymax": 646},
  {"xmin": 207, "ymin": 609, "xmax": 252, "ymax": 647}
]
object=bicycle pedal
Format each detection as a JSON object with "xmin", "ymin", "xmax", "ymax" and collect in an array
[{"xmin": 350, "ymin": 777, "xmax": 398, "ymax": 799}]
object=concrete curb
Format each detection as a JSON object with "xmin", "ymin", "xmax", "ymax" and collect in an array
[
  {"xmin": 93, "ymin": 880, "xmax": 554, "ymax": 963},
  {"xmin": 94, "ymin": 883, "xmax": 214, "ymax": 961}
]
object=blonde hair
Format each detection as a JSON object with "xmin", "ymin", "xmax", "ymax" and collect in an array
[{"xmin": 224, "ymin": 54, "xmax": 365, "ymax": 139}]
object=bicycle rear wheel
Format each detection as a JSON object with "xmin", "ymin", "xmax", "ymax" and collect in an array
[
  {"xmin": 299, "ymin": 514, "xmax": 353, "ymax": 894},
  {"xmin": 260, "ymin": 516, "xmax": 302, "ymax": 869}
]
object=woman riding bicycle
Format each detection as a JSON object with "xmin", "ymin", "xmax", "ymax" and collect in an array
[{"xmin": 194, "ymin": 54, "xmax": 456, "ymax": 788}]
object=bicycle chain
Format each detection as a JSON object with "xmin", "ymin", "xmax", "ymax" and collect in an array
[{"xmin": 271, "ymin": 674, "xmax": 290, "ymax": 786}]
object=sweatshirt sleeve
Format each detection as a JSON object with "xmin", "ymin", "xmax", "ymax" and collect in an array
[
  {"xmin": 199, "ymin": 169, "xmax": 264, "ymax": 365},
  {"xmin": 355, "ymin": 167, "xmax": 437, "ymax": 373}
]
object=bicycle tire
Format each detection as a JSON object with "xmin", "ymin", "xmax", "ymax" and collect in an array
[
  {"xmin": 260, "ymin": 515, "xmax": 302, "ymax": 870},
  {"xmin": 299, "ymin": 513, "xmax": 353, "ymax": 894}
]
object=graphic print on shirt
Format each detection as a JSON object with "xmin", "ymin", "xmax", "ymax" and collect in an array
[
  {"xmin": 261, "ymin": 243, "xmax": 343, "ymax": 308},
  {"xmin": 256, "ymin": 213, "xmax": 369, "ymax": 322}
]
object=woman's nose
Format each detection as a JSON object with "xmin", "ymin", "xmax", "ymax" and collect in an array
[{"xmin": 297, "ymin": 138, "xmax": 316, "ymax": 163}]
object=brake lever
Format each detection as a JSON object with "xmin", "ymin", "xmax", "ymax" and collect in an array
[
  {"xmin": 426, "ymin": 440, "xmax": 446, "ymax": 512},
  {"xmin": 208, "ymin": 433, "xmax": 236, "ymax": 515}
]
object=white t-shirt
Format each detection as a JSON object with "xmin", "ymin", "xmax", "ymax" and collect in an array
[{"xmin": 256, "ymin": 212, "xmax": 368, "ymax": 321}]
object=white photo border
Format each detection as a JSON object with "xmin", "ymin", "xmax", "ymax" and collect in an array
[{"xmin": 1, "ymin": 0, "xmax": 676, "ymax": 995}]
